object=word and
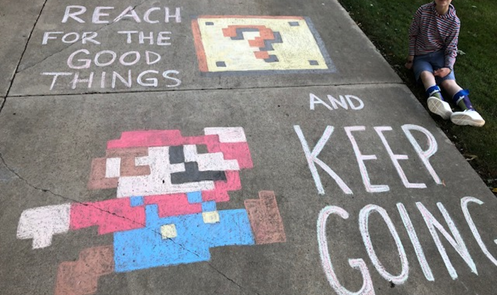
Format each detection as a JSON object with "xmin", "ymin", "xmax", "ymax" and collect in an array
[
  {"xmin": 318, "ymin": 197, "xmax": 497, "ymax": 294},
  {"xmin": 310, "ymin": 93, "xmax": 365, "ymax": 111},
  {"xmin": 61, "ymin": 6, "xmax": 181, "ymax": 24},
  {"xmin": 294, "ymin": 124, "xmax": 440, "ymax": 194}
]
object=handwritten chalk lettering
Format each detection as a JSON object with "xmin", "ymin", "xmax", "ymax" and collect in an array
[
  {"xmin": 41, "ymin": 70, "xmax": 181, "ymax": 90},
  {"xmin": 310, "ymin": 93, "xmax": 364, "ymax": 111},
  {"xmin": 294, "ymin": 125, "xmax": 353, "ymax": 195},
  {"xmin": 359, "ymin": 205, "xmax": 409, "ymax": 284},
  {"xmin": 319, "ymin": 197, "xmax": 490, "ymax": 293},
  {"xmin": 461, "ymin": 197, "xmax": 497, "ymax": 266},
  {"xmin": 62, "ymin": 6, "xmax": 181, "ymax": 24},
  {"xmin": 67, "ymin": 49, "xmax": 161, "ymax": 69},
  {"xmin": 345, "ymin": 126, "xmax": 389, "ymax": 193},
  {"xmin": 117, "ymin": 31, "xmax": 172, "ymax": 45},
  {"xmin": 317, "ymin": 206, "xmax": 375, "ymax": 295},
  {"xmin": 42, "ymin": 32, "xmax": 100, "ymax": 45},
  {"xmin": 295, "ymin": 125, "xmax": 440, "ymax": 195}
]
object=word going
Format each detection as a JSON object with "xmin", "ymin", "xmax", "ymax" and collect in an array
[
  {"xmin": 310, "ymin": 93, "xmax": 365, "ymax": 111},
  {"xmin": 62, "ymin": 6, "xmax": 181, "ymax": 24},
  {"xmin": 17, "ymin": 128, "xmax": 286, "ymax": 295},
  {"xmin": 318, "ymin": 197, "xmax": 497, "ymax": 294},
  {"xmin": 294, "ymin": 124, "xmax": 441, "ymax": 194}
]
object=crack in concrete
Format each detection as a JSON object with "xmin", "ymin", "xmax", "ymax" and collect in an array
[
  {"xmin": 0, "ymin": 0, "xmax": 49, "ymax": 115},
  {"xmin": 1, "ymin": 150, "xmax": 254, "ymax": 293},
  {"xmin": 17, "ymin": 0, "xmax": 156, "ymax": 74}
]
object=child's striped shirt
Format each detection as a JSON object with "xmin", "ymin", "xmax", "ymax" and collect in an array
[{"xmin": 409, "ymin": 2, "xmax": 460, "ymax": 69}]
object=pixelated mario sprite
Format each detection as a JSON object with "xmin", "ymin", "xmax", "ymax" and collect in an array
[{"xmin": 17, "ymin": 127, "xmax": 286, "ymax": 295}]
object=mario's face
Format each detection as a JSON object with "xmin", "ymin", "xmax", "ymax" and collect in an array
[
  {"xmin": 87, "ymin": 128, "xmax": 253, "ymax": 202},
  {"xmin": 111, "ymin": 144, "xmax": 240, "ymax": 198}
]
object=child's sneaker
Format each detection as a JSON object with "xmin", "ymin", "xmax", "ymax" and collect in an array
[
  {"xmin": 450, "ymin": 109, "xmax": 485, "ymax": 127},
  {"xmin": 427, "ymin": 96, "xmax": 452, "ymax": 120}
]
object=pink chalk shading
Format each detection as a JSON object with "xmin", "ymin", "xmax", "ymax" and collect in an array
[
  {"xmin": 245, "ymin": 191, "xmax": 286, "ymax": 244},
  {"xmin": 70, "ymin": 198, "xmax": 145, "ymax": 234},
  {"xmin": 55, "ymin": 245, "xmax": 114, "ymax": 295},
  {"xmin": 144, "ymin": 193, "xmax": 202, "ymax": 217},
  {"xmin": 202, "ymin": 171, "xmax": 241, "ymax": 203}
]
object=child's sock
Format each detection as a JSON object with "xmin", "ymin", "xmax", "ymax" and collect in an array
[
  {"xmin": 453, "ymin": 89, "xmax": 474, "ymax": 111},
  {"xmin": 426, "ymin": 85, "xmax": 444, "ymax": 100}
]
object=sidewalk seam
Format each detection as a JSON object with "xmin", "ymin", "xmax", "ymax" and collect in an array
[
  {"xmin": 7, "ymin": 81, "xmax": 406, "ymax": 98},
  {"xmin": 0, "ymin": 0, "xmax": 49, "ymax": 115}
]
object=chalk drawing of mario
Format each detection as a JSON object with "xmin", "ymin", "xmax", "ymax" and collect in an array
[{"xmin": 17, "ymin": 127, "xmax": 286, "ymax": 295}]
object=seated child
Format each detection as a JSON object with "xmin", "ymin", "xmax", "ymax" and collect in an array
[{"xmin": 405, "ymin": 0, "xmax": 484, "ymax": 127}]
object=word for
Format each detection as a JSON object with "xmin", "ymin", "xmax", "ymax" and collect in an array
[
  {"xmin": 41, "ymin": 70, "xmax": 181, "ymax": 90},
  {"xmin": 42, "ymin": 31, "xmax": 172, "ymax": 46},
  {"xmin": 310, "ymin": 93, "xmax": 365, "ymax": 111},
  {"xmin": 318, "ymin": 197, "xmax": 497, "ymax": 294},
  {"xmin": 62, "ymin": 6, "xmax": 181, "ymax": 24},
  {"xmin": 294, "ymin": 124, "xmax": 440, "ymax": 194},
  {"xmin": 66, "ymin": 49, "xmax": 162, "ymax": 69}
]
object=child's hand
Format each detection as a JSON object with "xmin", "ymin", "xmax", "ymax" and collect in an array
[{"xmin": 434, "ymin": 68, "xmax": 451, "ymax": 78}]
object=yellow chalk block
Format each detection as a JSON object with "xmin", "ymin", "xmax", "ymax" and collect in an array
[
  {"xmin": 202, "ymin": 211, "xmax": 220, "ymax": 224},
  {"xmin": 160, "ymin": 224, "xmax": 177, "ymax": 239}
]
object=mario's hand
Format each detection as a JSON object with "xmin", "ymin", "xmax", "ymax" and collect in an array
[{"xmin": 434, "ymin": 68, "xmax": 451, "ymax": 78}]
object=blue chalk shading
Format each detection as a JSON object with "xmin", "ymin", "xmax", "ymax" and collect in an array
[
  {"xmin": 202, "ymin": 201, "xmax": 217, "ymax": 212},
  {"xmin": 288, "ymin": 21, "xmax": 300, "ymax": 26},
  {"xmin": 309, "ymin": 60, "xmax": 319, "ymax": 66},
  {"xmin": 206, "ymin": 22, "xmax": 214, "ymax": 26},
  {"xmin": 113, "ymin": 204, "xmax": 255, "ymax": 272},
  {"xmin": 130, "ymin": 196, "xmax": 144, "ymax": 207},
  {"xmin": 216, "ymin": 61, "xmax": 227, "ymax": 67},
  {"xmin": 187, "ymin": 191, "xmax": 202, "ymax": 204}
]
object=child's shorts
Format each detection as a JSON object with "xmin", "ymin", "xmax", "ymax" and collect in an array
[{"xmin": 413, "ymin": 50, "xmax": 456, "ymax": 84}]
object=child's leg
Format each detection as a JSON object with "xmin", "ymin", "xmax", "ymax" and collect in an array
[
  {"xmin": 413, "ymin": 53, "xmax": 453, "ymax": 119},
  {"xmin": 440, "ymin": 79, "xmax": 485, "ymax": 127},
  {"xmin": 419, "ymin": 71, "xmax": 452, "ymax": 119}
]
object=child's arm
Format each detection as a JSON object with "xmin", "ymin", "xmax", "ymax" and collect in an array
[
  {"xmin": 444, "ymin": 20, "xmax": 460, "ymax": 71},
  {"xmin": 406, "ymin": 8, "xmax": 421, "ymax": 69}
]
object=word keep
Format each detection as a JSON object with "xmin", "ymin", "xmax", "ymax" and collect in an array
[{"xmin": 294, "ymin": 124, "xmax": 441, "ymax": 194}]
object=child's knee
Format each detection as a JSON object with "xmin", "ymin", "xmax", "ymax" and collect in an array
[{"xmin": 420, "ymin": 70, "xmax": 434, "ymax": 79}]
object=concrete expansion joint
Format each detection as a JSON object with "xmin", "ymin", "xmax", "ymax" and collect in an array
[
  {"xmin": 5, "ymin": 0, "xmax": 48, "ymax": 99},
  {"xmin": 7, "ymin": 81, "xmax": 405, "ymax": 99}
]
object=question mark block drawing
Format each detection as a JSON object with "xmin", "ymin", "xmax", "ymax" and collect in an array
[{"xmin": 192, "ymin": 16, "xmax": 336, "ymax": 74}]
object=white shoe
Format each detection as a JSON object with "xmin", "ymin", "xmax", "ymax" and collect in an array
[
  {"xmin": 427, "ymin": 96, "xmax": 452, "ymax": 120},
  {"xmin": 450, "ymin": 109, "xmax": 485, "ymax": 127}
]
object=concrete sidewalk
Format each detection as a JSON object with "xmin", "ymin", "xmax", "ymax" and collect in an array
[{"xmin": 1, "ymin": 0, "xmax": 496, "ymax": 294}]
